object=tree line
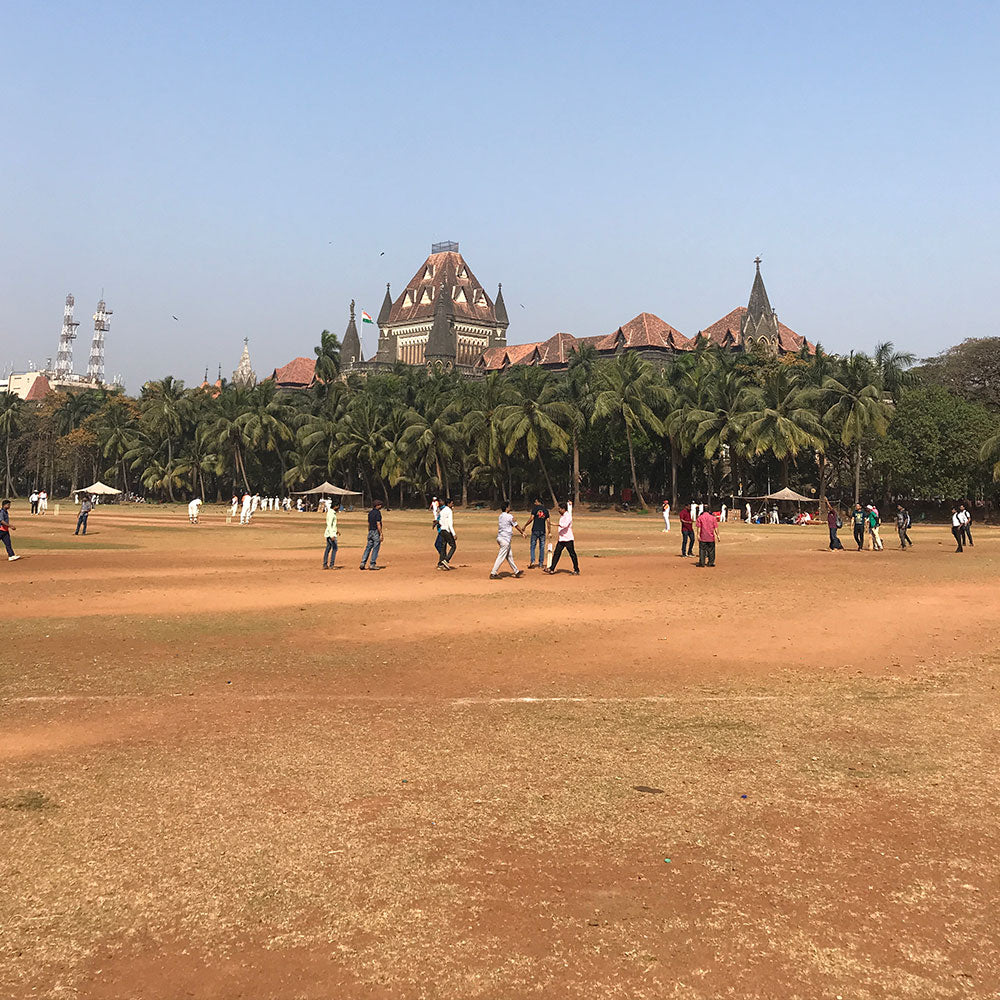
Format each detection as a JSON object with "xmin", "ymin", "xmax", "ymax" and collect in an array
[{"xmin": 2, "ymin": 334, "xmax": 999, "ymax": 511}]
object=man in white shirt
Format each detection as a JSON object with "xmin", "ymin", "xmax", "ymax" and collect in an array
[
  {"xmin": 188, "ymin": 498, "xmax": 202, "ymax": 524},
  {"xmin": 39, "ymin": 490, "xmax": 48, "ymax": 514},
  {"xmin": 29, "ymin": 490, "xmax": 39, "ymax": 515},
  {"xmin": 490, "ymin": 502, "xmax": 524, "ymax": 579},
  {"xmin": 661, "ymin": 501, "xmax": 670, "ymax": 532},
  {"xmin": 240, "ymin": 492, "xmax": 252, "ymax": 525},
  {"xmin": 437, "ymin": 498, "xmax": 456, "ymax": 570},
  {"xmin": 546, "ymin": 501, "xmax": 580, "ymax": 574},
  {"xmin": 230, "ymin": 495, "xmax": 239, "ymax": 518},
  {"xmin": 951, "ymin": 506, "xmax": 964, "ymax": 552},
  {"xmin": 958, "ymin": 503, "xmax": 974, "ymax": 547},
  {"xmin": 430, "ymin": 497, "xmax": 440, "ymax": 527}
]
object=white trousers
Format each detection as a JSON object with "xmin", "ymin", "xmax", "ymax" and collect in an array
[{"xmin": 491, "ymin": 541, "xmax": 518, "ymax": 575}]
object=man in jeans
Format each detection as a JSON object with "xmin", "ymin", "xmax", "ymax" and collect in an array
[
  {"xmin": 951, "ymin": 506, "xmax": 964, "ymax": 552},
  {"xmin": 437, "ymin": 498, "xmax": 457, "ymax": 570},
  {"xmin": 360, "ymin": 500, "xmax": 384, "ymax": 570},
  {"xmin": 695, "ymin": 505, "xmax": 719, "ymax": 567},
  {"xmin": 958, "ymin": 503, "xmax": 974, "ymax": 547},
  {"xmin": 678, "ymin": 504, "xmax": 695, "ymax": 557},
  {"xmin": 527, "ymin": 496, "xmax": 550, "ymax": 568},
  {"xmin": 323, "ymin": 503, "xmax": 338, "ymax": 569},
  {"xmin": 75, "ymin": 495, "xmax": 93, "ymax": 535},
  {"xmin": 851, "ymin": 504, "xmax": 866, "ymax": 550}
]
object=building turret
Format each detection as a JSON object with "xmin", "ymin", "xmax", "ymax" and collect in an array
[
  {"xmin": 424, "ymin": 283, "xmax": 456, "ymax": 368},
  {"xmin": 740, "ymin": 257, "xmax": 781, "ymax": 353},
  {"xmin": 341, "ymin": 300, "xmax": 362, "ymax": 367},
  {"xmin": 377, "ymin": 283, "xmax": 392, "ymax": 327},
  {"xmin": 232, "ymin": 338, "xmax": 257, "ymax": 388}
]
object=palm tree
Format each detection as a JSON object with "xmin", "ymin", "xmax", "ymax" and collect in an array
[
  {"xmin": 209, "ymin": 387, "xmax": 253, "ymax": 492},
  {"xmin": 237, "ymin": 381, "xmax": 297, "ymax": 488},
  {"xmin": 563, "ymin": 344, "xmax": 599, "ymax": 505},
  {"xmin": 980, "ymin": 427, "xmax": 1000, "ymax": 482},
  {"xmin": 336, "ymin": 394, "xmax": 392, "ymax": 500},
  {"xmin": 461, "ymin": 372, "xmax": 517, "ymax": 502},
  {"xmin": 496, "ymin": 369, "xmax": 574, "ymax": 507},
  {"xmin": 140, "ymin": 377, "xmax": 187, "ymax": 501},
  {"xmin": 742, "ymin": 366, "xmax": 824, "ymax": 489},
  {"xmin": 399, "ymin": 399, "xmax": 461, "ymax": 500},
  {"xmin": 92, "ymin": 396, "xmax": 139, "ymax": 491},
  {"xmin": 593, "ymin": 352, "xmax": 667, "ymax": 508},
  {"xmin": 872, "ymin": 341, "xmax": 917, "ymax": 402},
  {"xmin": 313, "ymin": 330, "xmax": 342, "ymax": 391},
  {"xmin": 175, "ymin": 424, "xmax": 223, "ymax": 499},
  {"xmin": 823, "ymin": 355, "xmax": 893, "ymax": 503},
  {"xmin": 0, "ymin": 392, "xmax": 24, "ymax": 495}
]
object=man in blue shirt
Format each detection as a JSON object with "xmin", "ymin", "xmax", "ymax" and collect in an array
[{"xmin": 75, "ymin": 495, "xmax": 93, "ymax": 535}]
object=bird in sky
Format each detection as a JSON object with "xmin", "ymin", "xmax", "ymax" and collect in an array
[
  {"xmin": 172, "ymin": 315, "xmax": 179, "ymax": 321},
  {"xmin": 379, "ymin": 251, "xmax": 385, "ymax": 256}
]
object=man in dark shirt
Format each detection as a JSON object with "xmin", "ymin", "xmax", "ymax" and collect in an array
[
  {"xmin": 827, "ymin": 507, "xmax": 843, "ymax": 549},
  {"xmin": 678, "ymin": 504, "xmax": 695, "ymax": 557},
  {"xmin": 851, "ymin": 504, "xmax": 866, "ymax": 551},
  {"xmin": 360, "ymin": 501, "xmax": 384, "ymax": 570},
  {"xmin": 75, "ymin": 495, "xmax": 93, "ymax": 535},
  {"xmin": 896, "ymin": 504, "xmax": 913, "ymax": 549},
  {"xmin": 0, "ymin": 500, "xmax": 18, "ymax": 561},
  {"xmin": 527, "ymin": 497, "xmax": 550, "ymax": 568}
]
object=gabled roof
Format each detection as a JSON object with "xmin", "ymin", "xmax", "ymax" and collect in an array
[
  {"xmin": 272, "ymin": 357, "xmax": 316, "ymax": 387},
  {"xmin": 387, "ymin": 250, "xmax": 499, "ymax": 326},
  {"xmin": 537, "ymin": 332, "xmax": 580, "ymax": 365},
  {"xmin": 696, "ymin": 306, "xmax": 815, "ymax": 354},
  {"xmin": 597, "ymin": 312, "xmax": 693, "ymax": 351},
  {"xmin": 477, "ymin": 342, "xmax": 541, "ymax": 370},
  {"xmin": 24, "ymin": 374, "xmax": 51, "ymax": 401}
]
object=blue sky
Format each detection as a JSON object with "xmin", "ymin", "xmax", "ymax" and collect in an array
[{"xmin": 2, "ymin": 1, "xmax": 998, "ymax": 389}]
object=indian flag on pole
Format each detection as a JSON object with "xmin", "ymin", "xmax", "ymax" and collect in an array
[{"xmin": 361, "ymin": 310, "xmax": 374, "ymax": 324}]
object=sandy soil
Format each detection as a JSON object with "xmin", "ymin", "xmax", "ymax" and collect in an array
[{"xmin": 1, "ymin": 502, "xmax": 998, "ymax": 999}]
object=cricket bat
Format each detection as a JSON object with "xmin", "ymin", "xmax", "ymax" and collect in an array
[{"xmin": 545, "ymin": 542, "xmax": 553, "ymax": 570}]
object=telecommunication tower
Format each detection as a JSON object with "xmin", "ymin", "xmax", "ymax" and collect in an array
[
  {"xmin": 87, "ymin": 297, "xmax": 112, "ymax": 383},
  {"xmin": 55, "ymin": 293, "xmax": 80, "ymax": 378}
]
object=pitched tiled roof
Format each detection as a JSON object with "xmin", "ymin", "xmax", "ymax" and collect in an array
[
  {"xmin": 24, "ymin": 374, "xmax": 51, "ymax": 401},
  {"xmin": 696, "ymin": 307, "xmax": 815, "ymax": 354},
  {"xmin": 387, "ymin": 251, "xmax": 498, "ymax": 326},
  {"xmin": 272, "ymin": 357, "xmax": 316, "ymax": 387},
  {"xmin": 537, "ymin": 332, "xmax": 580, "ymax": 365},
  {"xmin": 597, "ymin": 312, "xmax": 693, "ymax": 351}
]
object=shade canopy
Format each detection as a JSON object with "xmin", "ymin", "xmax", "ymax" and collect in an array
[
  {"xmin": 292, "ymin": 481, "xmax": 363, "ymax": 496},
  {"xmin": 77, "ymin": 481, "xmax": 122, "ymax": 495},
  {"xmin": 754, "ymin": 487, "xmax": 814, "ymax": 502}
]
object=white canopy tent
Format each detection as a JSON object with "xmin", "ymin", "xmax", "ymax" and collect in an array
[
  {"xmin": 754, "ymin": 487, "xmax": 814, "ymax": 502},
  {"xmin": 76, "ymin": 481, "xmax": 122, "ymax": 496},
  {"xmin": 291, "ymin": 482, "xmax": 363, "ymax": 497}
]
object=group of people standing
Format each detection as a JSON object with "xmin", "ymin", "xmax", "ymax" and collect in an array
[
  {"xmin": 951, "ymin": 504, "xmax": 975, "ymax": 552},
  {"xmin": 672, "ymin": 502, "xmax": 720, "ymax": 566},
  {"xmin": 27, "ymin": 490, "xmax": 49, "ymax": 515}
]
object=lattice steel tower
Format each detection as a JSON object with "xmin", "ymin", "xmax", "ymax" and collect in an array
[
  {"xmin": 55, "ymin": 293, "xmax": 80, "ymax": 378},
  {"xmin": 87, "ymin": 297, "xmax": 112, "ymax": 383}
]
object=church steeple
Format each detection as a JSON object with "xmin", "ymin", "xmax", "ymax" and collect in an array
[
  {"xmin": 494, "ymin": 282, "xmax": 509, "ymax": 326},
  {"xmin": 232, "ymin": 338, "xmax": 256, "ymax": 388},
  {"xmin": 377, "ymin": 283, "xmax": 392, "ymax": 327},
  {"xmin": 741, "ymin": 257, "xmax": 780, "ymax": 353},
  {"xmin": 424, "ymin": 282, "xmax": 455, "ymax": 365},
  {"xmin": 341, "ymin": 300, "xmax": 362, "ymax": 367}
]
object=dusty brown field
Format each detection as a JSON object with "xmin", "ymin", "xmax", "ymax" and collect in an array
[{"xmin": 1, "ymin": 500, "xmax": 998, "ymax": 1000}]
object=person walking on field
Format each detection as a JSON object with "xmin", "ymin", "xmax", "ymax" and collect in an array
[
  {"xmin": 230, "ymin": 495, "xmax": 239, "ymax": 518},
  {"xmin": 867, "ymin": 505, "xmax": 884, "ymax": 551},
  {"xmin": 490, "ymin": 502, "xmax": 524, "ymax": 579},
  {"xmin": 951, "ymin": 506, "xmax": 964, "ymax": 553},
  {"xmin": 75, "ymin": 495, "xmax": 93, "ymax": 535},
  {"xmin": 661, "ymin": 501, "xmax": 671, "ymax": 533},
  {"xmin": 896, "ymin": 504, "xmax": 913, "ymax": 549},
  {"xmin": 678, "ymin": 504, "xmax": 695, "ymax": 557},
  {"xmin": 695, "ymin": 505, "xmax": 719, "ymax": 567},
  {"xmin": 546, "ymin": 501, "xmax": 580, "ymax": 575},
  {"xmin": 827, "ymin": 506, "xmax": 843, "ymax": 550},
  {"xmin": 360, "ymin": 500, "xmax": 384, "ymax": 570},
  {"xmin": 39, "ymin": 490, "xmax": 48, "ymax": 515},
  {"xmin": 240, "ymin": 491, "xmax": 252, "ymax": 525},
  {"xmin": 323, "ymin": 502, "xmax": 339, "ymax": 569},
  {"xmin": 958, "ymin": 503, "xmax": 974, "ymax": 547},
  {"xmin": 188, "ymin": 498, "xmax": 202, "ymax": 524},
  {"xmin": 430, "ymin": 497, "xmax": 440, "ymax": 527},
  {"xmin": 528, "ymin": 496, "xmax": 550, "ymax": 568},
  {"xmin": 1, "ymin": 500, "xmax": 19, "ymax": 561},
  {"xmin": 437, "ymin": 498, "xmax": 457, "ymax": 570},
  {"xmin": 851, "ymin": 504, "xmax": 866, "ymax": 550}
]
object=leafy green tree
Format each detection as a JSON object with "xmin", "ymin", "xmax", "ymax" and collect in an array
[{"xmin": 0, "ymin": 392, "xmax": 24, "ymax": 495}]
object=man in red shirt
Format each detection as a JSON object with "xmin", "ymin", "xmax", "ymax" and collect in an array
[
  {"xmin": 678, "ymin": 504, "xmax": 695, "ymax": 557},
  {"xmin": 695, "ymin": 507, "xmax": 718, "ymax": 567}
]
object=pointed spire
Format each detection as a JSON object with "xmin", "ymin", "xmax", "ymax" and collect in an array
[
  {"xmin": 377, "ymin": 283, "xmax": 392, "ymax": 326},
  {"xmin": 494, "ymin": 282, "xmax": 509, "ymax": 326},
  {"xmin": 341, "ymin": 298, "xmax": 362, "ymax": 366},
  {"xmin": 232, "ymin": 338, "xmax": 256, "ymax": 388},
  {"xmin": 425, "ymin": 282, "xmax": 455, "ymax": 361},
  {"xmin": 747, "ymin": 256, "xmax": 773, "ymax": 321}
]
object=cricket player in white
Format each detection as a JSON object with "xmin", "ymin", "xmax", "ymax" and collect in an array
[
  {"xmin": 188, "ymin": 498, "xmax": 202, "ymax": 523},
  {"xmin": 661, "ymin": 501, "xmax": 671, "ymax": 532},
  {"xmin": 240, "ymin": 492, "xmax": 252, "ymax": 525},
  {"xmin": 230, "ymin": 495, "xmax": 239, "ymax": 518},
  {"xmin": 490, "ymin": 502, "xmax": 525, "ymax": 579}
]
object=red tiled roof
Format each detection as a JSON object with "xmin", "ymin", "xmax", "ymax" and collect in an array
[
  {"xmin": 597, "ymin": 312, "xmax": 693, "ymax": 351},
  {"xmin": 387, "ymin": 251, "xmax": 498, "ymax": 326},
  {"xmin": 537, "ymin": 332, "xmax": 579, "ymax": 365},
  {"xmin": 24, "ymin": 374, "xmax": 51, "ymax": 401},
  {"xmin": 696, "ymin": 307, "xmax": 815, "ymax": 355},
  {"xmin": 272, "ymin": 357, "xmax": 316, "ymax": 387}
]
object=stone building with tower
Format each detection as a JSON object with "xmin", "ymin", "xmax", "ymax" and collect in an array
[{"xmin": 340, "ymin": 241, "xmax": 508, "ymax": 375}]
